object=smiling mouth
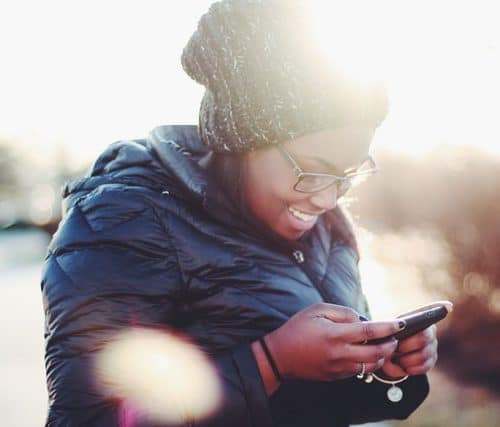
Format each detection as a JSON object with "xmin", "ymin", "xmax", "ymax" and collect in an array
[{"xmin": 288, "ymin": 206, "xmax": 318, "ymax": 222}]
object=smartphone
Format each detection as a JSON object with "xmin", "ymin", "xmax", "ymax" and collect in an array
[{"xmin": 365, "ymin": 300, "xmax": 453, "ymax": 344}]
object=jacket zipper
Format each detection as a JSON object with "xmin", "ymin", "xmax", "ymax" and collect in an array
[{"xmin": 290, "ymin": 247, "xmax": 334, "ymax": 304}]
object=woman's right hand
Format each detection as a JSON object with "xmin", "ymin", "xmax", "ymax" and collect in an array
[{"xmin": 264, "ymin": 303, "xmax": 406, "ymax": 382}]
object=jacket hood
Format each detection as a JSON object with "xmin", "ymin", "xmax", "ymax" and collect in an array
[
  {"xmin": 63, "ymin": 125, "xmax": 209, "ymax": 208},
  {"xmin": 62, "ymin": 125, "xmax": 262, "ymax": 238}
]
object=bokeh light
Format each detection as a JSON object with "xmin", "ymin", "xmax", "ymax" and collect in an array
[
  {"xmin": 95, "ymin": 328, "xmax": 222, "ymax": 425},
  {"xmin": 29, "ymin": 184, "xmax": 55, "ymax": 226},
  {"xmin": 489, "ymin": 289, "xmax": 500, "ymax": 314},
  {"xmin": 463, "ymin": 272, "xmax": 490, "ymax": 297}
]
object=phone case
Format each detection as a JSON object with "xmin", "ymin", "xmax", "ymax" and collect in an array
[{"xmin": 366, "ymin": 305, "xmax": 449, "ymax": 344}]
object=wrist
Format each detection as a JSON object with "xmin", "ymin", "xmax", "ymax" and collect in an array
[
  {"xmin": 251, "ymin": 340, "xmax": 281, "ymax": 396},
  {"xmin": 259, "ymin": 336, "xmax": 283, "ymax": 382},
  {"xmin": 265, "ymin": 330, "xmax": 290, "ymax": 379}
]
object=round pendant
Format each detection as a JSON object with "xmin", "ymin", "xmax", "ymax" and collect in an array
[{"xmin": 387, "ymin": 385, "xmax": 403, "ymax": 402}]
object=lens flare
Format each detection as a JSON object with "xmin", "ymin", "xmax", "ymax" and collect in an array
[
  {"xmin": 95, "ymin": 328, "xmax": 222, "ymax": 425},
  {"xmin": 306, "ymin": 0, "xmax": 393, "ymax": 83}
]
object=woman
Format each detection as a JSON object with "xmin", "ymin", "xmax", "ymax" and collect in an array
[{"xmin": 42, "ymin": 1, "xmax": 436, "ymax": 426}]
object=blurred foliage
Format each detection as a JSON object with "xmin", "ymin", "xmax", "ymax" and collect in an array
[
  {"xmin": 0, "ymin": 140, "xmax": 20, "ymax": 195},
  {"xmin": 0, "ymin": 139, "xmax": 86, "ymax": 231},
  {"xmin": 352, "ymin": 146, "xmax": 500, "ymax": 396}
]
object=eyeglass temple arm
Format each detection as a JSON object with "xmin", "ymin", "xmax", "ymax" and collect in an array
[
  {"xmin": 345, "ymin": 156, "xmax": 379, "ymax": 177},
  {"xmin": 278, "ymin": 145, "xmax": 378, "ymax": 178},
  {"xmin": 276, "ymin": 144, "xmax": 303, "ymax": 176}
]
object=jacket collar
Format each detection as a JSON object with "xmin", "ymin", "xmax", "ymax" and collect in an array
[{"xmin": 148, "ymin": 125, "xmax": 208, "ymax": 204}]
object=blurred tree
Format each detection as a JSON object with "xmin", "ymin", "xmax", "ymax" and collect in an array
[
  {"xmin": 0, "ymin": 140, "xmax": 20, "ymax": 196},
  {"xmin": 0, "ymin": 139, "xmax": 87, "ymax": 232}
]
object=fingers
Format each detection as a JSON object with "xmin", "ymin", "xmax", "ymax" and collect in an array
[
  {"xmin": 308, "ymin": 303, "xmax": 361, "ymax": 324},
  {"xmin": 344, "ymin": 360, "xmax": 386, "ymax": 377},
  {"xmin": 339, "ymin": 339, "xmax": 400, "ymax": 378},
  {"xmin": 390, "ymin": 326, "xmax": 438, "ymax": 376},
  {"xmin": 345, "ymin": 339, "xmax": 398, "ymax": 364},
  {"xmin": 396, "ymin": 351, "xmax": 437, "ymax": 376},
  {"xmin": 397, "ymin": 325, "xmax": 436, "ymax": 354},
  {"xmin": 380, "ymin": 359, "xmax": 408, "ymax": 379},
  {"xmin": 405, "ymin": 356, "xmax": 438, "ymax": 375},
  {"xmin": 341, "ymin": 320, "xmax": 406, "ymax": 343},
  {"xmin": 397, "ymin": 342, "xmax": 436, "ymax": 366},
  {"xmin": 395, "ymin": 339, "xmax": 438, "ymax": 375}
]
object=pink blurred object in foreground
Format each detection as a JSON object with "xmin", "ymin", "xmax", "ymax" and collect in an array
[{"xmin": 95, "ymin": 327, "xmax": 222, "ymax": 426}]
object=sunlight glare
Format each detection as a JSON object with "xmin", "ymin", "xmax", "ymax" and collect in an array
[
  {"xmin": 307, "ymin": 0, "xmax": 500, "ymax": 158},
  {"xmin": 1, "ymin": 0, "xmax": 499, "ymax": 163},
  {"xmin": 306, "ymin": 0, "xmax": 393, "ymax": 83}
]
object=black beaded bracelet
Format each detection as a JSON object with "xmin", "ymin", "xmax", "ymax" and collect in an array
[{"xmin": 259, "ymin": 337, "xmax": 283, "ymax": 382}]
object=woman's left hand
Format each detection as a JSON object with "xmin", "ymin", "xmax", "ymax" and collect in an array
[{"xmin": 378, "ymin": 325, "xmax": 438, "ymax": 379}]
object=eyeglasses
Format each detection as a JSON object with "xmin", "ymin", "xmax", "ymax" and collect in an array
[{"xmin": 276, "ymin": 144, "xmax": 378, "ymax": 195}]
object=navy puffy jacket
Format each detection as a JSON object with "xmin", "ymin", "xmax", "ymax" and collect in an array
[{"xmin": 41, "ymin": 125, "xmax": 429, "ymax": 426}]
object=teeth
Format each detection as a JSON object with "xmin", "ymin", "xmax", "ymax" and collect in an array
[{"xmin": 289, "ymin": 206, "xmax": 316, "ymax": 222}]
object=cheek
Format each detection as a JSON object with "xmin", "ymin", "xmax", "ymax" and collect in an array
[
  {"xmin": 264, "ymin": 180, "xmax": 304, "ymax": 212},
  {"xmin": 257, "ymin": 184, "xmax": 288, "ymax": 216},
  {"xmin": 247, "ymin": 178, "xmax": 296, "ymax": 225},
  {"xmin": 244, "ymin": 153, "xmax": 307, "ymax": 228},
  {"xmin": 252, "ymin": 167, "xmax": 294, "ymax": 205}
]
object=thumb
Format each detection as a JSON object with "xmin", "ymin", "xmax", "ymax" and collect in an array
[{"xmin": 308, "ymin": 303, "xmax": 360, "ymax": 324}]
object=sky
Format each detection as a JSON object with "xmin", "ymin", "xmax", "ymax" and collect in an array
[{"xmin": 1, "ymin": 0, "xmax": 499, "ymax": 168}]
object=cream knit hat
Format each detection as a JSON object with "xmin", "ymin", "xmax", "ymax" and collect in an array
[{"xmin": 182, "ymin": 0, "xmax": 388, "ymax": 152}]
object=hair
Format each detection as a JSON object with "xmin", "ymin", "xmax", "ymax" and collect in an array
[{"xmin": 208, "ymin": 151, "xmax": 248, "ymax": 215}]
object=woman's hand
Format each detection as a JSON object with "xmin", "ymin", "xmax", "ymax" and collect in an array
[
  {"xmin": 378, "ymin": 325, "xmax": 438, "ymax": 379},
  {"xmin": 262, "ymin": 303, "xmax": 406, "ymax": 382}
]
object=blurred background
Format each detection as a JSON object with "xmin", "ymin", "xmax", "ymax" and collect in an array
[{"xmin": 1, "ymin": 0, "xmax": 499, "ymax": 426}]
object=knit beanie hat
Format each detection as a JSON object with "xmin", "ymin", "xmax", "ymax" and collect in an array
[{"xmin": 181, "ymin": 0, "xmax": 388, "ymax": 153}]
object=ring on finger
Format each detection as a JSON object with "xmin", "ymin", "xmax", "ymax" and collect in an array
[{"xmin": 356, "ymin": 362, "xmax": 366, "ymax": 379}]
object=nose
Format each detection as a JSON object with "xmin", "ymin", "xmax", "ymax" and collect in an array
[{"xmin": 308, "ymin": 185, "xmax": 338, "ymax": 211}]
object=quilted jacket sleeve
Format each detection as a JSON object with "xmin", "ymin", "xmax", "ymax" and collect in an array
[{"xmin": 41, "ymin": 187, "xmax": 273, "ymax": 427}]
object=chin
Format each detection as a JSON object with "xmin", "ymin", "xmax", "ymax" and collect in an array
[{"xmin": 277, "ymin": 228, "xmax": 305, "ymax": 241}]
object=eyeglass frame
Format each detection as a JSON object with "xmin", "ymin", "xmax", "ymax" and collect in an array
[{"xmin": 275, "ymin": 144, "xmax": 379, "ymax": 195}]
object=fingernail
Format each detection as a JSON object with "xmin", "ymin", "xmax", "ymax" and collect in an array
[
  {"xmin": 398, "ymin": 320, "xmax": 407, "ymax": 330},
  {"xmin": 385, "ymin": 339, "xmax": 397, "ymax": 348}
]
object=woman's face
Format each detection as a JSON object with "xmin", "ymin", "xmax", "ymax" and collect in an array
[{"xmin": 244, "ymin": 126, "xmax": 375, "ymax": 240}]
